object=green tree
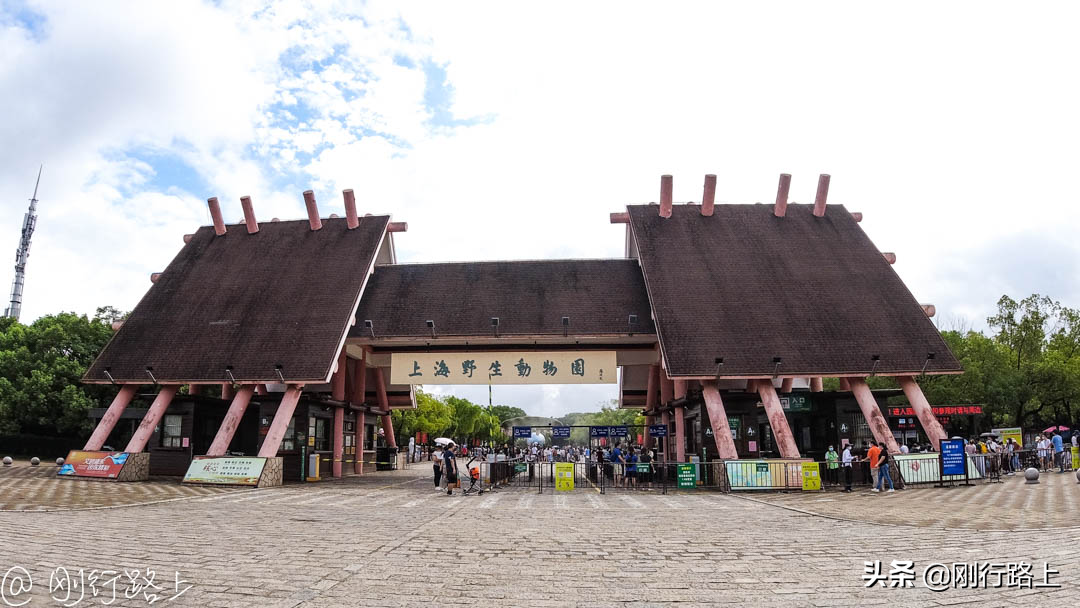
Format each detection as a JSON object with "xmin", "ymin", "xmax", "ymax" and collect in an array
[
  {"xmin": 489, "ymin": 405, "xmax": 527, "ymax": 422},
  {"xmin": 0, "ymin": 312, "xmax": 116, "ymax": 437}
]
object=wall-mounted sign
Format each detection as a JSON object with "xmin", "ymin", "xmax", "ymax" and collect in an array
[
  {"xmin": 552, "ymin": 426, "xmax": 571, "ymax": 438},
  {"xmin": 513, "ymin": 426, "xmax": 532, "ymax": 438},
  {"xmin": 889, "ymin": 405, "xmax": 983, "ymax": 416},
  {"xmin": 391, "ymin": 351, "xmax": 616, "ymax": 385},
  {"xmin": 183, "ymin": 456, "xmax": 267, "ymax": 486},
  {"xmin": 589, "ymin": 426, "xmax": 609, "ymax": 438},
  {"xmin": 609, "ymin": 426, "xmax": 628, "ymax": 438},
  {"xmin": 780, "ymin": 395, "xmax": 811, "ymax": 412},
  {"xmin": 648, "ymin": 424, "xmax": 668, "ymax": 437},
  {"xmin": 58, "ymin": 451, "xmax": 128, "ymax": 479}
]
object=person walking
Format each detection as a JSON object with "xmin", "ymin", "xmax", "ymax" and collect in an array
[
  {"xmin": 841, "ymin": 443, "xmax": 855, "ymax": 492},
  {"xmin": 432, "ymin": 445, "xmax": 444, "ymax": 491},
  {"xmin": 443, "ymin": 442, "xmax": 458, "ymax": 496},
  {"xmin": 863, "ymin": 441, "xmax": 881, "ymax": 489},
  {"xmin": 825, "ymin": 446, "xmax": 839, "ymax": 486},
  {"xmin": 873, "ymin": 444, "xmax": 894, "ymax": 493},
  {"xmin": 1052, "ymin": 431, "xmax": 1065, "ymax": 473}
]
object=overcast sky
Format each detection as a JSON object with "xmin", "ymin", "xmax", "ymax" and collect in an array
[{"xmin": 2, "ymin": 1, "xmax": 1078, "ymax": 417}]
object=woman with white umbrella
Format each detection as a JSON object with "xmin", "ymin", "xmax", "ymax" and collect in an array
[{"xmin": 433, "ymin": 438, "xmax": 453, "ymax": 492}]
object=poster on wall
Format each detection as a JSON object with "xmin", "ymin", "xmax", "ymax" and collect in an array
[
  {"xmin": 182, "ymin": 456, "xmax": 267, "ymax": 486},
  {"xmin": 991, "ymin": 427, "xmax": 1023, "ymax": 448},
  {"xmin": 58, "ymin": 451, "xmax": 128, "ymax": 478}
]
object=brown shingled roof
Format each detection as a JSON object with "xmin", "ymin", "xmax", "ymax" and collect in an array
[
  {"xmin": 84, "ymin": 216, "xmax": 389, "ymax": 384},
  {"xmin": 351, "ymin": 259, "xmax": 655, "ymax": 339},
  {"xmin": 627, "ymin": 203, "xmax": 961, "ymax": 378}
]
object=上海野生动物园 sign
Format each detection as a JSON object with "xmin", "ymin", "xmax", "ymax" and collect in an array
[{"xmin": 391, "ymin": 352, "xmax": 616, "ymax": 385}]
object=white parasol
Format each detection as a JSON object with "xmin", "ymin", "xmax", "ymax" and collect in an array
[{"xmin": 434, "ymin": 437, "xmax": 454, "ymax": 446}]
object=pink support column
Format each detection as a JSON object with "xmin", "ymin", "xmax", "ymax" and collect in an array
[
  {"xmin": 848, "ymin": 378, "xmax": 900, "ymax": 453},
  {"xmin": 124, "ymin": 385, "xmax": 180, "ymax": 453},
  {"xmin": 660, "ymin": 372, "xmax": 674, "ymax": 461},
  {"xmin": 84, "ymin": 384, "xmax": 138, "ymax": 450},
  {"xmin": 206, "ymin": 386, "xmax": 255, "ymax": 456},
  {"xmin": 376, "ymin": 369, "xmax": 397, "ymax": 449},
  {"xmin": 780, "ymin": 378, "xmax": 794, "ymax": 393},
  {"xmin": 810, "ymin": 377, "xmax": 824, "ymax": 392},
  {"xmin": 701, "ymin": 381, "xmax": 738, "ymax": 459},
  {"xmin": 755, "ymin": 381, "xmax": 801, "ymax": 458},
  {"xmin": 258, "ymin": 385, "xmax": 303, "ymax": 457},
  {"xmin": 660, "ymin": 411, "xmax": 671, "ymax": 463},
  {"xmin": 332, "ymin": 407, "xmax": 344, "ymax": 478},
  {"xmin": 255, "ymin": 384, "xmax": 268, "ymax": 395},
  {"xmin": 332, "ymin": 350, "xmax": 346, "ymax": 401},
  {"xmin": 896, "ymin": 376, "xmax": 948, "ymax": 451},
  {"xmin": 838, "ymin": 378, "xmax": 851, "ymax": 391},
  {"xmin": 303, "ymin": 190, "xmax": 323, "ymax": 231},
  {"xmin": 207, "ymin": 197, "xmax": 226, "ymax": 236},
  {"xmin": 343, "ymin": 189, "xmax": 359, "ymax": 229},
  {"xmin": 222, "ymin": 383, "xmax": 235, "ymax": 400},
  {"xmin": 240, "ymin": 195, "xmax": 259, "ymax": 234}
]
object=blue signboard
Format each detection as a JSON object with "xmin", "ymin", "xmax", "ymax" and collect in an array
[
  {"xmin": 552, "ymin": 426, "xmax": 571, "ymax": 438},
  {"xmin": 940, "ymin": 439, "xmax": 966, "ymax": 476},
  {"xmin": 649, "ymin": 424, "xmax": 668, "ymax": 437},
  {"xmin": 610, "ymin": 426, "xmax": 628, "ymax": 438},
  {"xmin": 513, "ymin": 426, "xmax": 532, "ymax": 438},
  {"xmin": 589, "ymin": 426, "xmax": 609, "ymax": 438}
]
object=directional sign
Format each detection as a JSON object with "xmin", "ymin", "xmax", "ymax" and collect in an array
[
  {"xmin": 512, "ymin": 426, "xmax": 532, "ymax": 438},
  {"xmin": 552, "ymin": 426, "xmax": 571, "ymax": 438},
  {"xmin": 610, "ymin": 426, "xmax": 628, "ymax": 438},
  {"xmin": 589, "ymin": 426, "xmax": 609, "ymax": 438},
  {"xmin": 648, "ymin": 424, "xmax": 668, "ymax": 437}
]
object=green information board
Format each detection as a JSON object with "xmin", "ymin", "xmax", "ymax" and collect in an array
[
  {"xmin": 677, "ymin": 464, "xmax": 696, "ymax": 488},
  {"xmin": 756, "ymin": 462, "xmax": 769, "ymax": 473},
  {"xmin": 514, "ymin": 463, "xmax": 527, "ymax": 473}
]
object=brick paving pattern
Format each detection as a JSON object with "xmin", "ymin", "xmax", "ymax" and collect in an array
[{"xmin": 0, "ymin": 463, "xmax": 1076, "ymax": 607}]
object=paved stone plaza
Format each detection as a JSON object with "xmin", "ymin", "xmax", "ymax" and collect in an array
[{"xmin": 0, "ymin": 465, "xmax": 1077, "ymax": 607}]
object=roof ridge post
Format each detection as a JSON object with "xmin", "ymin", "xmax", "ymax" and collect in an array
[
  {"xmin": 774, "ymin": 173, "xmax": 791, "ymax": 217},
  {"xmin": 701, "ymin": 175, "xmax": 716, "ymax": 216},
  {"xmin": 207, "ymin": 197, "xmax": 226, "ymax": 236},
  {"xmin": 813, "ymin": 174, "xmax": 830, "ymax": 217},
  {"xmin": 303, "ymin": 190, "xmax": 323, "ymax": 231},
  {"xmin": 240, "ymin": 195, "xmax": 259, "ymax": 234},
  {"xmin": 659, "ymin": 175, "xmax": 673, "ymax": 218}
]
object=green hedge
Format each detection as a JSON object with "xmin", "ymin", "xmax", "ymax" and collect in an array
[{"xmin": 0, "ymin": 434, "xmax": 85, "ymax": 459}]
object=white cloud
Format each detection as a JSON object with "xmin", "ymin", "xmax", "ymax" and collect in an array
[{"xmin": 1, "ymin": 1, "xmax": 1078, "ymax": 415}]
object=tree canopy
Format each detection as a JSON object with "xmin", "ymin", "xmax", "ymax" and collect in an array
[{"xmin": 0, "ymin": 310, "xmax": 119, "ymax": 437}]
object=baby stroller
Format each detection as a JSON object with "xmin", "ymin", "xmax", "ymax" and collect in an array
[{"xmin": 462, "ymin": 457, "xmax": 484, "ymax": 495}]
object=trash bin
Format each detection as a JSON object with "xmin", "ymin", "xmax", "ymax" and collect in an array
[{"xmin": 376, "ymin": 447, "xmax": 395, "ymax": 471}]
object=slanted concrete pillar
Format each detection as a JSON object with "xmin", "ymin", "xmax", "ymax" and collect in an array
[
  {"xmin": 848, "ymin": 378, "xmax": 900, "ymax": 453},
  {"xmin": 85, "ymin": 384, "xmax": 139, "ymax": 450},
  {"xmin": 206, "ymin": 385, "xmax": 255, "ymax": 456},
  {"xmin": 701, "ymin": 381, "xmax": 738, "ymax": 459},
  {"xmin": 376, "ymin": 368, "xmax": 397, "ymax": 449},
  {"xmin": 754, "ymin": 380, "xmax": 800, "ymax": 458},
  {"xmin": 124, "ymin": 385, "xmax": 180, "ymax": 453},
  {"xmin": 258, "ymin": 385, "xmax": 303, "ymax": 457},
  {"xmin": 896, "ymin": 376, "xmax": 948, "ymax": 451}
]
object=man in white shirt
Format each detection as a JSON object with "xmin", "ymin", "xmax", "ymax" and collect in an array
[{"xmin": 841, "ymin": 444, "xmax": 855, "ymax": 492}]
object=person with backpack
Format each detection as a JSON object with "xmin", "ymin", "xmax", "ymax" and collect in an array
[{"xmin": 873, "ymin": 444, "xmax": 894, "ymax": 493}]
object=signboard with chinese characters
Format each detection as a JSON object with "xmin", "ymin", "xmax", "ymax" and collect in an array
[
  {"xmin": 676, "ymin": 464, "xmax": 696, "ymax": 488},
  {"xmin": 991, "ymin": 427, "xmax": 1023, "ymax": 448},
  {"xmin": 183, "ymin": 456, "xmax": 267, "ymax": 486},
  {"xmin": 589, "ymin": 426, "xmax": 609, "ymax": 438},
  {"xmin": 390, "ymin": 351, "xmax": 617, "ymax": 385},
  {"xmin": 888, "ymin": 405, "xmax": 983, "ymax": 416},
  {"xmin": 552, "ymin": 426, "xmax": 571, "ymax": 438},
  {"xmin": 940, "ymin": 439, "xmax": 966, "ymax": 477},
  {"xmin": 512, "ymin": 426, "xmax": 532, "ymax": 438},
  {"xmin": 780, "ymin": 394, "xmax": 811, "ymax": 412},
  {"xmin": 801, "ymin": 462, "xmax": 821, "ymax": 491},
  {"xmin": 554, "ymin": 462, "xmax": 574, "ymax": 491},
  {"xmin": 58, "ymin": 451, "xmax": 128, "ymax": 478},
  {"xmin": 609, "ymin": 426, "xmax": 628, "ymax": 438},
  {"xmin": 648, "ymin": 424, "xmax": 668, "ymax": 437}
]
